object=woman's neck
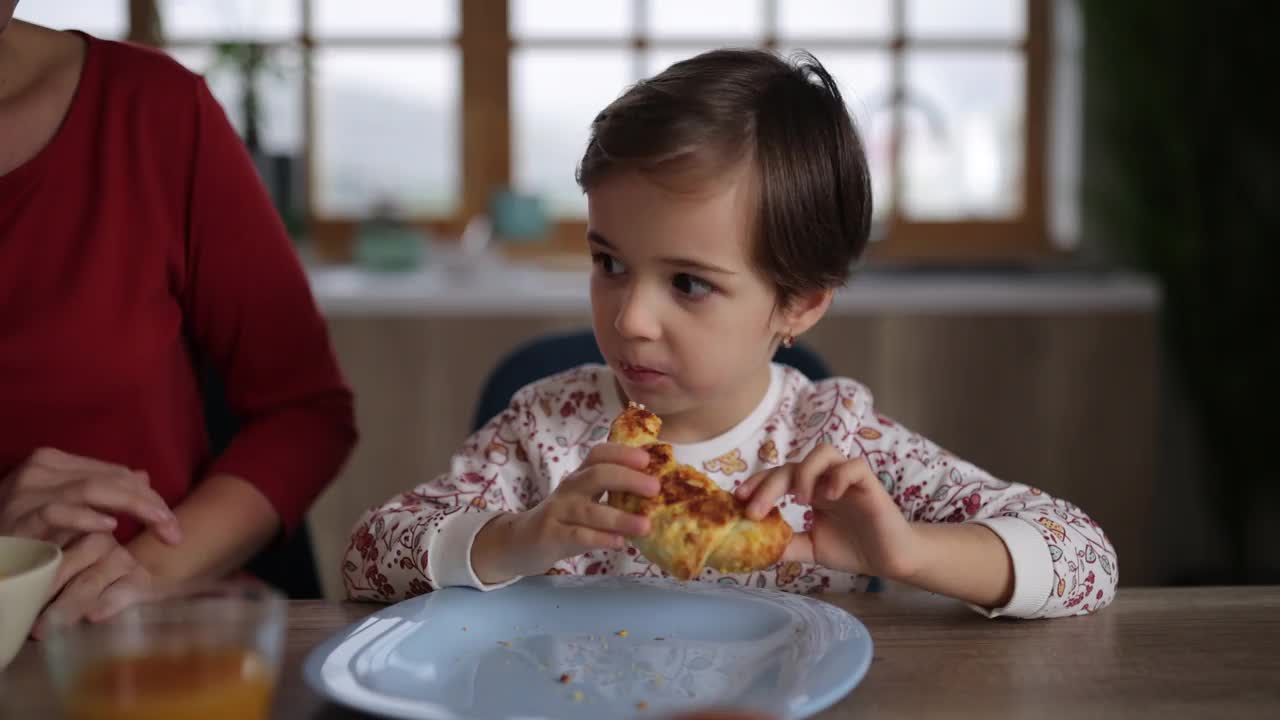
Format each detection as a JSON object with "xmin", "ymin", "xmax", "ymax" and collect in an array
[
  {"xmin": 0, "ymin": 23, "xmax": 26, "ymax": 98},
  {"xmin": 0, "ymin": 21, "xmax": 80, "ymax": 95},
  {"xmin": 0, "ymin": 21, "xmax": 84, "ymax": 176}
]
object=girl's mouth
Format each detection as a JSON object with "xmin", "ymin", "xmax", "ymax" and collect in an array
[{"xmin": 619, "ymin": 362, "xmax": 667, "ymax": 385}]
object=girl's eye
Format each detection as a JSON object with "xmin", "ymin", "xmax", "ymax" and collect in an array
[
  {"xmin": 673, "ymin": 273, "xmax": 715, "ymax": 300},
  {"xmin": 593, "ymin": 253, "xmax": 627, "ymax": 276}
]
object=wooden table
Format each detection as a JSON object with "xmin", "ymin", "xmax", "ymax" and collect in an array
[{"xmin": 4, "ymin": 587, "xmax": 1278, "ymax": 719}]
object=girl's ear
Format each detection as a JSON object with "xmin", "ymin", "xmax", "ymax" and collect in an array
[{"xmin": 777, "ymin": 288, "xmax": 833, "ymax": 336}]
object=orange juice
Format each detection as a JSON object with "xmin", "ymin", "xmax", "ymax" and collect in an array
[{"xmin": 63, "ymin": 647, "xmax": 274, "ymax": 720}]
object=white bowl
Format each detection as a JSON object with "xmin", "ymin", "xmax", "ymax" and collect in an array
[{"xmin": 0, "ymin": 536, "xmax": 61, "ymax": 668}]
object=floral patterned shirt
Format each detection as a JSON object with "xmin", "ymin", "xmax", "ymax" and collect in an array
[{"xmin": 344, "ymin": 364, "xmax": 1117, "ymax": 618}]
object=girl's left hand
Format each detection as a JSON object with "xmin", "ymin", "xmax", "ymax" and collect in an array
[{"xmin": 735, "ymin": 444, "xmax": 923, "ymax": 580}]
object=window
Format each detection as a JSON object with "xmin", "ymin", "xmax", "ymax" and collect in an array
[
  {"xmin": 503, "ymin": 0, "xmax": 1048, "ymax": 262},
  {"xmin": 17, "ymin": 1, "xmax": 1051, "ymax": 263},
  {"xmin": 12, "ymin": 1, "xmax": 128, "ymax": 38},
  {"xmin": 148, "ymin": 1, "xmax": 459, "ymax": 240}
]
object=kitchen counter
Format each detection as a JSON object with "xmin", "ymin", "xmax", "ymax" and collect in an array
[{"xmin": 307, "ymin": 263, "xmax": 1160, "ymax": 316}]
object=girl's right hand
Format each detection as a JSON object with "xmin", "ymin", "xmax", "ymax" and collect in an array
[
  {"xmin": 0, "ymin": 448, "xmax": 182, "ymax": 546},
  {"xmin": 473, "ymin": 444, "xmax": 658, "ymax": 583}
]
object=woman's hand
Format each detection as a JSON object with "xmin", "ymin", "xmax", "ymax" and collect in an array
[
  {"xmin": 0, "ymin": 448, "xmax": 181, "ymax": 546},
  {"xmin": 31, "ymin": 531, "xmax": 162, "ymax": 639}
]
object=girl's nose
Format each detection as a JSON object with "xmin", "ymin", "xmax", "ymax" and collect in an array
[{"xmin": 614, "ymin": 286, "xmax": 661, "ymax": 341}]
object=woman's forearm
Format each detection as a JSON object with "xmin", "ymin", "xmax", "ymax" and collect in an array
[{"xmin": 127, "ymin": 473, "xmax": 279, "ymax": 585}]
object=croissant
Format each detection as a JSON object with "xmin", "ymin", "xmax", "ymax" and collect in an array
[{"xmin": 606, "ymin": 402, "xmax": 793, "ymax": 580}]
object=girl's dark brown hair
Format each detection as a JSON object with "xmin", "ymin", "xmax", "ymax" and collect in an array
[{"xmin": 577, "ymin": 48, "xmax": 873, "ymax": 305}]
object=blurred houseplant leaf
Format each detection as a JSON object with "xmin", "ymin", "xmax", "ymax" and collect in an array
[{"xmin": 1080, "ymin": 0, "xmax": 1280, "ymax": 582}]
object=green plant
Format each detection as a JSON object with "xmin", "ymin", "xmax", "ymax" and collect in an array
[
  {"xmin": 207, "ymin": 42, "xmax": 282, "ymax": 154},
  {"xmin": 1080, "ymin": 1, "xmax": 1279, "ymax": 581}
]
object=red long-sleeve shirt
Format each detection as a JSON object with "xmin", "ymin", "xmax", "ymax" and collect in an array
[{"xmin": 0, "ymin": 34, "xmax": 357, "ymax": 544}]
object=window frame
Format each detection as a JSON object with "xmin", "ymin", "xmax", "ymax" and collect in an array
[{"xmin": 123, "ymin": 0, "xmax": 1053, "ymax": 264}]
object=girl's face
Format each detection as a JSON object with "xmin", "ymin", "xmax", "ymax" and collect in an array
[{"xmin": 587, "ymin": 169, "xmax": 828, "ymax": 442}]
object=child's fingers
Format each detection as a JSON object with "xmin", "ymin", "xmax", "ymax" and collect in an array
[
  {"xmin": 565, "ymin": 525, "xmax": 625, "ymax": 553},
  {"xmin": 818, "ymin": 461, "xmax": 863, "ymax": 502},
  {"xmin": 792, "ymin": 444, "xmax": 847, "ymax": 505},
  {"xmin": 744, "ymin": 467, "xmax": 792, "ymax": 521},
  {"xmin": 581, "ymin": 443, "xmax": 652, "ymax": 471},
  {"xmin": 567, "ymin": 501, "xmax": 651, "ymax": 537},
  {"xmin": 813, "ymin": 458, "xmax": 878, "ymax": 509},
  {"xmin": 570, "ymin": 465, "xmax": 660, "ymax": 499},
  {"xmin": 734, "ymin": 466, "xmax": 780, "ymax": 501}
]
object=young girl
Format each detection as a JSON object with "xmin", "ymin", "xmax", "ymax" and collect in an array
[{"xmin": 344, "ymin": 49, "xmax": 1116, "ymax": 619}]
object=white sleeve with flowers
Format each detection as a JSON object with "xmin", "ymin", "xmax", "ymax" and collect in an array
[
  {"xmin": 342, "ymin": 368, "xmax": 615, "ymax": 602},
  {"xmin": 794, "ymin": 377, "xmax": 1118, "ymax": 618}
]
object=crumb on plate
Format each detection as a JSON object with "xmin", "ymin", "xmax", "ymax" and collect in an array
[
  {"xmin": 559, "ymin": 673, "xmax": 572, "ymax": 684},
  {"xmin": 636, "ymin": 701, "xmax": 649, "ymax": 710},
  {"xmin": 616, "ymin": 630, "xmax": 629, "ymax": 638},
  {"xmin": 571, "ymin": 691, "xmax": 584, "ymax": 702}
]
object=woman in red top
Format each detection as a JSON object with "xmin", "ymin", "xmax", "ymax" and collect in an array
[{"xmin": 0, "ymin": 6, "xmax": 357, "ymax": 631}]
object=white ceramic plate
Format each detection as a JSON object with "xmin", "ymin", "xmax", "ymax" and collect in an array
[{"xmin": 304, "ymin": 575, "xmax": 873, "ymax": 719}]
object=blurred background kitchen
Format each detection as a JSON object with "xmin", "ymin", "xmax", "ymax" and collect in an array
[{"xmin": 17, "ymin": 1, "xmax": 1276, "ymax": 599}]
